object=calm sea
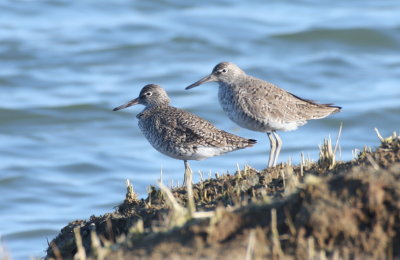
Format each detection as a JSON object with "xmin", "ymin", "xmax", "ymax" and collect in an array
[{"xmin": 1, "ymin": 1, "xmax": 399, "ymax": 259}]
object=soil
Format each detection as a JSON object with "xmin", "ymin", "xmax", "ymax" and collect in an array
[{"xmin": 45, "ymin": 132, "xmax": 400, "ymax": 259}]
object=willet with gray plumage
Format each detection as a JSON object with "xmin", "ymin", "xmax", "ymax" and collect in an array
[
  {"xmin": 113, "ymin": 84, "xmax": 256, "ymax": 184},
  {"xmin": 186, "ymin": 62, "xmax": 341, "ymax": 168}
]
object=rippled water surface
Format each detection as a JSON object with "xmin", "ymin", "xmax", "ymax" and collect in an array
[{"xmin": 1, "ymin": 1, "xmax": 400, "ymax": 259}]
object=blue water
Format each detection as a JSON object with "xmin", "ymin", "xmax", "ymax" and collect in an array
[{"xmin": 1, "ymin": 1, "xmax": 400, "ymax": 259}]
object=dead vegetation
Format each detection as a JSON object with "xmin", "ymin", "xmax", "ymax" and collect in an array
[{"xmin": 45, "ymin": 130, "xmax": 400, "ymax": 259}]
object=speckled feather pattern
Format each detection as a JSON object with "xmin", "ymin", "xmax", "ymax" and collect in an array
[
  {"xmin": 115, "ymin": 84, "xmax": 256, "ymax": 161},
  {"xmin": 137, "ymin": 104, "xmax": 255, "ymax": 160},
  {"xmin": 214, "ymin": 62, "xmax": 341, "ymax": 132},
  {"xmin": 185, "ymin": 62, "xmax": 341, "ymax": 167}
]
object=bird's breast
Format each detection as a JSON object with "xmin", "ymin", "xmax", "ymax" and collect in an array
[
  {"xmin": 218, "ymin": 84, "xmax": 242, "ymax": 119},
  {"xmin": 138, "ymin": 117, "xmax": 162, "ymax": 147},
  {"xmin": 218, "ymin": 84, "xmax": 262, "ymax": 130}
]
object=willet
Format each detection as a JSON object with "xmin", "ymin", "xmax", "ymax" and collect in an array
[
  {"xmin": 186, "ymin": 62, "xmax": 341, "ymax": 167},
  {"xmin": 113, "ymin": 84, "xmax": 256, "ymax": 184}
]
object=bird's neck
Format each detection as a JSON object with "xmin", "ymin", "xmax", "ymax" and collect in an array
[
  {"xmin": 137, "ymin": 105, "xmax": 165, "ymax": 119},
  {"xmin": 218, "ymin": 78, "xmax": 241, "ymax": 90},
  {"xmin": 220, "ymin": 72, "xmax": 245, "ymax": 86},
  {"xmin": 145, "ymin": 101, "xmax": 170, "ymax": 108}
]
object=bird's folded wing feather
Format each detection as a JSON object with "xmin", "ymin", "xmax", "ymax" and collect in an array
[
  {"xmin": 155, "ymin": 107, "xmax": 229, "ymax": 147},
  {"xmin": 240, "ymin": 79, "xmax": 319, "ymax": 122}
]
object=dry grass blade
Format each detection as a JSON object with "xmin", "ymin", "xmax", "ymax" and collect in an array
[
  {"xmin": 49, "ymin": 241, "xmax": 62, "ymax": 260},
  {"xmin": 129, "ymin": 219, "xmax": 144, "ymax": 235},
  {"xmin": 271, "ymin": 209, "xmax": 283, "ymax": 257},
  {"xmin": 365, "ymin": 153, "xmax": 380, "ymax": 170},
  {"xmin": 90, "ymin": 229, "xmax": 106, "ymax": 260},
  {"xmin": 125, "ymin": 179, "xmax": 138, "ymax": 202},
  {"xmin": 245, "ymin": 230, "xmax": 256, "ymax": 260},
  {"xmin": 307, "ymin": 237, "xmax": 315, "ymax": 259},
  {"xmin": 158, "ymin": 181, "xmax": 188, "ymax": 227},
  {"xmin": 158, "ymin": 181, "xmax": 185, "ymax": 213},
  {"xmin": 333, "ymin": 122, "xmax": 343, "ymax": 155},
  {"xmin": 318, "ymin": 124, "xmax": 344, "ymax": 170},
  {"xmin": 193, "ymin": 211, "xmax": 214, "ymax": 219},
  {"xmin": 318, "ymin": 136, "xmax": 335, "ymax": 170},
  {"xmin": 374, "ymin": 128, "xmax": 385, "ymax": 143},
  {"xmin": 73, "ymin": 227, "xmax": 86, "ymax": 260},
  {"xmin": 375, "ymin": 128, "xmax": 400, "ymax": 150}
]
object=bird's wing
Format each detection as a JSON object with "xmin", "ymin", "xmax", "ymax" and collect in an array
[
  {"xmin": 155, "ymin": 106, "xmax": 235, "ymax": 147},
  {"xmin": 239, "ymin": 78, "xmax": 317, "ymax": 122}
]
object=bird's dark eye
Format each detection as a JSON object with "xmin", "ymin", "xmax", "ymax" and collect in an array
[
  {"xmin": 221, "ymin": 68, "xmax": 227, "ymax": 73},
  {"xmin": 145, "ymin": 92, "xmax": 152, "ymax": 96}
]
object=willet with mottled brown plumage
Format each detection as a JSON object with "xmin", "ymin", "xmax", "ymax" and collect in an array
[
  {"xmin": 113, "ymin": 84, "xmax": 256, "ymax": 184},
  {"xmin": 186, "ymin": 62, "xmax": 341, "ymax": 168}
]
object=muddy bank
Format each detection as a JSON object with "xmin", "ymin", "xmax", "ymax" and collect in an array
[{"xmin": 46, "ymin": 132, "xmax": 400, "ymax": 259}]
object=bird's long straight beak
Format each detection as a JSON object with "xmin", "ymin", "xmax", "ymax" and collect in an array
[
  {"xmin": 185, "ymin": 74, "xmax": 217, "ymax": 90},
  {"xmin": 112, "ymin": 98, "xmax": 139, "ymax": 111}
]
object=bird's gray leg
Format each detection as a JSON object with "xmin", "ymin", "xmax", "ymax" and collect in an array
[
  {"xmin": 273, "ymin": 131, "xmax": 282, "ymax": 167},
  {"xmin": 183, "ymin": 160, "xmax": 192, "ymax": 186},
  {"xmin": 267, "ymin": 132, "xmax": 277, "ymax": 168}
]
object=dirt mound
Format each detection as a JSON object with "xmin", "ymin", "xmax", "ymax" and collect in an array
[{"xmin": 46, "ymin": 132, "xmax": 400, "ymax": 259}]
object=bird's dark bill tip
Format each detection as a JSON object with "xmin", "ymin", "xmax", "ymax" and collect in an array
[
  {"xmin": 185, "ymin": 84, "xmax": 196, "ymax": 90},
  {"xmin": 112, "ymin": 98, "xmax": 139, "ymax": 111},
  {"xmin": 248, "ymin": 139, "xmax": 257, "ymax": 145},
  {"xmin": 112, "ymin": 104, "xmax": 129, "ymax": 111}
]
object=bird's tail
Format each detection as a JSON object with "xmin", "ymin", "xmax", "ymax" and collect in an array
[
  {"xmin": 310, "ymin": 104, "xmax": 341, "ymax": 120},
  {"xmin": 246, "ymin": 139, "xmax": 257, "ymax": 147}
]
